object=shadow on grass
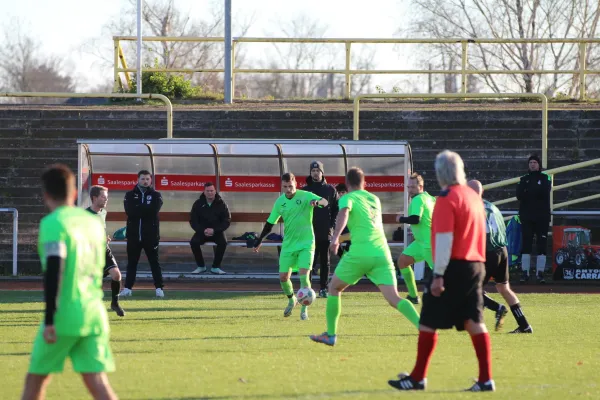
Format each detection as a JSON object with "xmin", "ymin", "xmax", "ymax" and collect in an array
[
  {"xmin": 0, "ymin": 291, "xmax": 279, "ymax": 305},
  {"xmin": 121, "ymin": 307, "xmax": 282, "ymax": 312},
  {"xmin": 133, "ymin": 387, "xmax": 466, "ymax": 400},
  {"xmin": 0, "ymin": 352, "xmax": 29, "ymax": 357}
]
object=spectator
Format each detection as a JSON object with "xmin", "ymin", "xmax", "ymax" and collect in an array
[
  {"xmin": 303, "ymin": 161, "xmax": 339, "ymax": 298},
  {"xmin": 189, "ymin": 182, "xmax": 231, "ymax": 275},
  {"xmin": 516, "ymin": 154, "xmax": 552, "ymax": 283},
  {"xmin": 121, "ymin": 170, "xmax": 165, "ymax": 298}
]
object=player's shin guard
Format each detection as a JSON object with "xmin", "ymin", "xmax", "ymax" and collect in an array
[
  {"xmin": 280, "ymin": 280, "xmax": 294, "ymax": 303},
  {"xmin": 400, "ymin": 267, "xmax": 418, "ymax": 298},
  {"xmin": 521, "ymin": 254, "xmax": 531, "ymax": 272},
  {"xmin": 397, "ymin": 299, "xmax": 420, "ymax": 329},
  {"xmin": 536, "ymin": 255, "xmax": 546, "ymax": 274},
  {"xmin": 510, "ymin": 303, "xmax": 530, "ymax": 330},
  {"xmin": 111, "ymin": 279, "xmax": 121, "ymax": 304},
  {"xmin": 471, "ymin": 332, "xmax": 492, "ymax": 383},
  {"xmin": 326, "ymin": 295, "xmax": 341, "ymax": 336},
  {"xmin": 299, "ymin": 274, "xmax": 311, "ymax": 289}
]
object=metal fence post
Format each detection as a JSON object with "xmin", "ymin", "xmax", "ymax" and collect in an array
[
  {"xmin": 579, "ymin": 42, "xmax": 587, "ymax": 101},
  {"xmin": 0, "ymin": 208, "xmax": 18, "ymax": 276},
  {"xmin": 345, "ymin": 42, "xmax": 352, "ymax": 99},
  {"xmin": 232, "ymin": 40, "xmax": 237, "ymax": 99},
  {"xmin": 113, "ymin": 39, "xmax": 120, "ymax": 92},
  {"xmin": 461, "ymin": 41, "xmax": 469, "ymax": 94}
]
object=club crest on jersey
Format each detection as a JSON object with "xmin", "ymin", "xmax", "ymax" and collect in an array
[
  {"xmin": 147, "ymin": 196, "xmax": 152, "ymax": 200},
  {"xmin": 296, "ymin": 199, "xmax": 301, "ymax": 205}
]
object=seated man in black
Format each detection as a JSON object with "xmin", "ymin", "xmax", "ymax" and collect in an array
[{"xmin": 189, "ymin": 182, "xmax": 231, "ymax": 275}]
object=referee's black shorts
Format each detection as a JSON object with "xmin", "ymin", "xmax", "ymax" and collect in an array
[
  {"xmin": 484, "ymin": 247, "xmax": 509, "ymax": 285},
  {"xmin": 103, "ymin": 246, "xmax": 118, "ymax": 277},
  {"xmin": 420, "ymin": 260, "xmax": 485, "ymax": 331}
]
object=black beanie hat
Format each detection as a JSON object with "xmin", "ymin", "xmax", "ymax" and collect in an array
[
  {"xmin": 310, "ymin": 161, "xmax": 324, "ymax": 175},
  {"xmin": 528, "ymin": 154, "xmax": 541, "ymax": 165}
]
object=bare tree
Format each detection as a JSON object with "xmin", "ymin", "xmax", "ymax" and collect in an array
[
  {"xmin": 399, "ymin": 0, "xmax": 600, "ymax": 97},
  {"xmin": 245, "ymin": 14, "xmax": 375, "ymax": 99},
  {"xmin": 84, "ymin": 0, "xmax": 253, "ymax": 91},
  {"xmin": 0, "ymin": 22, "xmax": 76, "ymax": 103}
]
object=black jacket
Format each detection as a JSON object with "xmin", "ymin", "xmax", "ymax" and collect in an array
[
  {"xmin": 302, "ymin": 176, "xmax": 339, "ymax": 241},
  {"xmin": 124, "ymin": 185, "xmax": 163, "ymax": 243},
  {"xmin": 516, "ymin": 171, "xmax": 552, "ymax": 222},
  {"xmin": 189, "ymin": 193, "xmax": 231, "ymax": 236}
]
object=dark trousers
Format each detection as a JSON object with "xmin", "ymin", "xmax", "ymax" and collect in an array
[
  {"xmin": 125, "ymin": 241, "xmax": 163, "ymax": 289},
  {"xmin": 190, "ymin": 231, "xmax": 228, "ymax": 268},
  {"xmin": 521, "ymin": 219, "xmax": 549, "ymax": 255},
  {"xmin": 312, "ymin": 240, "xmax": 331, "ymax": 290}
]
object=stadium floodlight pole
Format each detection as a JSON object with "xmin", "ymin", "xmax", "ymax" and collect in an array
[
  {"xmin": 224, "ymin": 0, "xmax": 233, "ymax": 104},
  {"xmin": 136, "ymin": 0, "xmax": 143, "ymax": 100}
]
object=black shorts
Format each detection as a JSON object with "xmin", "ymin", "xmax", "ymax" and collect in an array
[
  {"xmin": 104, "ymin": 246, "xmax": 118, "ymax": 277},
  {"xmin": 420, "ymin": 260, "xmax": 485, "ymax": 331},
  {"xmin": 484, "ymin": 247, "xmax": 509, "ymax": 285}
]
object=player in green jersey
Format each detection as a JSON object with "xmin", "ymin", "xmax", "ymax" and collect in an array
[
  {"xmin": 86, "ymin": 185, "xmax": 125, "ymax": 317},
  {"xmin": 21, "ymin": 165, "xmax": 117, "ymax": 400},
  {"xmin": 397, "ymin": 173, "xmax": 436, "ymax": 304},
  {"xmin": 310, "ymin": 167, "xmax": 420, "ymax": 346},
  {"xmin": 254, "ymin": 173, "xmax": 328, "ymax": 320},
  {"xmin": 468, "ymin": 180, "xmax": 532, "ymax": 334}
]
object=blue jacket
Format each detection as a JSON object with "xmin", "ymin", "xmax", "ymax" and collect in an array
[{"xmin": 506, "ymin": 215, "xmax": 522, "ymax": 266}]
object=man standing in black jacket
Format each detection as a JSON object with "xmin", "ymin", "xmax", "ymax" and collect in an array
[
  {"xmin": 303, "ymin": 161, "xmax": 338, "ymax": 298},
  {"xmin": 516, "ymin": 155, "xmax": 552, "ymax": 284},
  {"xmin": 189, "ymin": 182, "xmax": 231, "ymax": 275},
  {"xmin": 121, "ymin": 170, "xmax": 165, "ymax": 297}
]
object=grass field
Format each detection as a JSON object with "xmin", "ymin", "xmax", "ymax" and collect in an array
[{"xmin": 1, "ymin": 290, "xmax": 599, "ymax": 399}]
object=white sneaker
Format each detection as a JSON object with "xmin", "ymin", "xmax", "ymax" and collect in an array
[
  {"xmin": 300, "ymin": 310, "xmax": 309, "ymax": 320},
  {"xmin": 191, "ymin": 266, "xmax": 207, "ymax": 274},
  {"xmin": 155, "ymin": 288, "xmax": 165, "ymax": 298},
  {"xmin": 119, "ymin": 288, "xmax": 132, "ymax": 297},
  {"xmin": 210, "ymin": 267, "xmax": 227, "ymax": 275}
]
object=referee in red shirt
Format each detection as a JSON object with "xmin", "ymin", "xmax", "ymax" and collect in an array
[{"xmin": 389, "ymin": 150, "xmax": 495, "ymax": 392}]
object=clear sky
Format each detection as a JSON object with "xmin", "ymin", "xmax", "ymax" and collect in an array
[{"xmin": 1, "ymin": 0, "xmax": 410, "ymax": 91}]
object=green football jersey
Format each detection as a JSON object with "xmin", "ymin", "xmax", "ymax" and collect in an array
[
  {"xmin": 339, "ymin": 190, "xmax": 388, "ymax": 255},
  {"xmin": 267, "ymin": 189, "xmax": 322, "ymax": 252},
  {"xmin": 407, "ymin": 191, "xmax": 435, "ymax": 246},
  {"xmin": 86, "ymin": 207, "xmax": 107, "ymax": 231},
  {"xmin": 38, "ymin": 206, "xmax": 109, "ymax": 336},
  {"xmin": 483, "ymin": 199, "xmax": 508, "ymax": 251}
]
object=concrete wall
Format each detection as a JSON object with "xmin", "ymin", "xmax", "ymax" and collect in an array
[{"xmin": 1, "ymin": 108, "xmax": 599, "ymax": 273}]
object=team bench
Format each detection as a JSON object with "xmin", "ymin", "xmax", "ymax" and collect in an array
[
  {"xmin": 110, "ymin": 240, "xmax": 405, "ymax": 247},
  {"xmin": 107, "ymin": 211, "xmax": 405, "ymax": 249}
]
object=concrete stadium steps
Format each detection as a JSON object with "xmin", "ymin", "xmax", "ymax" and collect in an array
[{"xmin": 2, "ymin": 107, "xmax": 600, "ymax": 274}]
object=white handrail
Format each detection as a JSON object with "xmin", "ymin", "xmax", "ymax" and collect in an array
[{"xmin": 0, "ymin": 208, "xmax": 18, "ymax": 276}]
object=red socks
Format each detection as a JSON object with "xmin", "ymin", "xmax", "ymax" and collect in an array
[
  {"xmin": 410, "ymin": 331, "xmax": 438, "ymax": 382},
  {"xmin": 471, "ymin": 332, "xmax": 492, "ymax": 382}
]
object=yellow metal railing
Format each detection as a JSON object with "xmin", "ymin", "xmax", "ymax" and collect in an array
[
  {"xmin": 113, "ymin": 36, "xmax": 600, "ymax": 100},
  {"xmin": 484, "ymin": 158, "xmax": 600, "ymax": 210},
  {"xmin": 0, "ymin": 92, "xmax": 173, "ymax": 138},
  {"xmin": 353, "ymin": 92, "xmax": 549, "ymax": 167}
]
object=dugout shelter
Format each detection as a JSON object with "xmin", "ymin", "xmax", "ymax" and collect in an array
[{"xmin": 76, "ymin": 139, "xmax": 413, "ymax": 274}]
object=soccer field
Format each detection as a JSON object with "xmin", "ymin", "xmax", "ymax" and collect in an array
[{"xmin": 1, "ymin": 290, "xmax": 598, "ymax": 399}]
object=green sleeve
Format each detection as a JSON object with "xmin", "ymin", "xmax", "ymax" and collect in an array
[
  {"xmin": 267, "ymin": 199, "xmax": 281, "ymax": 225},
  {"xmin": 305, "ymin": 191, "xmax": 322, "ymax": 202},
  {"xmin": 339, "ymin": 194, "xmax": 352, "ymax": 211}
]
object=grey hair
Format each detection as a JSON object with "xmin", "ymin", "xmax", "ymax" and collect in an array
[{"xmin": 435, "ymin": 150, "xmax": 467, "ymax": 187}]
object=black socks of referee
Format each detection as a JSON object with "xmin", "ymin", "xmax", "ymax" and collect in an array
[
  {"xmin": 111, "ymin": 280, "xmax": 121, "ymax": 304},
  {"xmin": 510, "ymin": 303, "xmax": 530, "ymax": 330}
]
